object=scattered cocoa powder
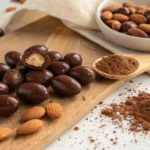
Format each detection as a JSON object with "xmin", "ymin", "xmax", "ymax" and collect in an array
[
  {"xmin": 102, "ymin": 92, "xmax": 150, "ymax": 132},
  {"xmin": 95, "ymin": 55, "xmax": 139, "ymax": 75}
]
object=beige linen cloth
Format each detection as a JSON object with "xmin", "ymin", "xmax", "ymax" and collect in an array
[{"xmin": 0, "ymin": 0, "xmax": 144, "ymax": 54}]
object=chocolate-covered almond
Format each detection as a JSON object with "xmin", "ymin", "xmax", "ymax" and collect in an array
[
  {"xmin": 0, "ymin": 82, "xmax": 9, "ymax": 94},
  {"xmin": 26, "ymin": 69, "xmax": 53, "ymax": 86},
  {"xmin": 16, "ymin": 83, "xmax": 48, "ymax": 104},
  {"xmin": 69, "ymin": 66, "xmax": 96, "ymax": 85},
  {"xmin": 0, "ymin": 95, "xmax": 20, "ymax": 117},
  {"xmin": 24, "ymin": 45, "xmax": 48, "ymax": 54},
  {"xmin": 121, "ymin": 21, "xmax": 137, "ymax": 32},
  {"xmin": 115, "ymin": 7, "xmax": 130, "ymax": 16},
  {"xmin": 47, "ymin": 51, "xmax": 62, "ymax": 61},
  {"xmin": 2, "ymin": 69, "xmax": 24, "ymax": 91},
  {"xmin": 48, "ymin": 61, "xmax": 70, "ymax": 75},
  {"xmin": 51, "ymin": 75, "xmax": 81, "ymax": 96},
  {"xmin": 0, "ymin": 63, "xmax": 10, "ymax": 79},
  {"xmin": 5, "ymin": 51, "xmax": 22, "ymax": 68},
  {"xmin": 0, "ymin": 28, "xmax": 4, "ymax": 37},
  {"xmin": 22, "ymin": 51, "xmax": 50, "ymax": 69},
  {"xmin": 63, "ymin": 53, "xmax": 82, "ymax": 68},
  {"xmin": 16, "ymin": 61, "xmax": 31, "ymax": 73}
]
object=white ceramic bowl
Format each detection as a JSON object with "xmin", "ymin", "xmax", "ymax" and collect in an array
[{"xmin": 96, "ymin": 0, "xmax": 150, "ymax": 52}]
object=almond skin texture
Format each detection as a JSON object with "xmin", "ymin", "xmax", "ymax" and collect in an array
[
  {"xmin": 128, "ymin": 28, "xmax": 148, "ymax": 38},
  {"xmin": 112, "ymin": 21, "xmax": 121, "ymax": 31},
  {"xmin": 17, "ymin": 119, "xmax": 44, "ymax": 135},
  {"xmin": 135, "ymin": 5, "xmax": 147, "ymax": 10},
  {"xmin": 128, "ymin": 7, "xmax": 136, "ymax": 14},
  {"xmin": 101, "ymin": 11, "xmax": 113, "ymax": 20},
  {"xmin": 123, "ymin": 2, "xmax": 136, "ymax": 8},
  {"xmin": 103, "ymin": 3, "xmax": 122, "ymax": 12},
  {"xmin": 139, "ymin": 24, "xmax": 150, "ymax": 33},
  {"xmin": 21, "ymin": 106, "xmax": 45, "ymax": 122},
  {"xmin": 105, "ymin": 20, "xmax": 116, "ymax": 27},
  {"xmin": 113, "ymin": 14, "xmax": 129, "ymax": 22},
  {"xmin": 0, "ymin": 127, "xmax": 13, "ymax": 141},
  {"xmin": 129, "ymin": 14, "xmax": 147, "ymax": 24},
  {"xmin": 46, "ymin": 102, "xmax": 63, "ymax": 120}
]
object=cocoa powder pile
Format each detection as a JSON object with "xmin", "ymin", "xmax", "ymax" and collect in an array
[
  {"xmin": 95, "ymin": 55, "xmax": 139, "ymax": 75},
  {"xmin": 102, "ymin": 92, "xmax": 150, "ymax": 132}
]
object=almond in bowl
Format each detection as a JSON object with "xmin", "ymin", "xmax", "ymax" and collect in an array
[{"xmin": 96, "ymin": 0, "xmax": 150, "ymax": 51}]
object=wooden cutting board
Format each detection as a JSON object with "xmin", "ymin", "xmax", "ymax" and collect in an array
[{"xmin": 0, "ymin": 16, "xmax": 137, "ymax": 150}]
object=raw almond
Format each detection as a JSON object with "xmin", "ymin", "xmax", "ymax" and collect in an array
[
  {"xmin": 139, "ymin": 24, "xmax": 150, "ymax": 33},
  {"xmin": 6, "ymin": 7, "xmax": 17, "ymax": 12},
  {"xmin": 102, "ymin": 3, "xmax": 122, "ymax": 12},
  {"xmin": 17, "ymin": 119, "xmax": 44, "ymax": 135},
  {"xmin": 21, "ymin": 106, "xmax": 45, "ymax": 122},
  {"xmin": 112, "ymin": 21, "xmax": 121, "ymax": 31},
  {"xmin": 129, "ymin": 14, "xmax": 147, "ymax": 24},
  {"xmin": 46, "ymin": 102, "xmax": 63, "ymax": 119},
  {"xmin": 101, "ymin": 11, "xmax": 113, "ymax": 20},
  {"xmin": 123, "ymin": 1, "xmax": 136, "ymax": 8},
  {"xmin": 0, "ymin": 127, "xmax": 13, "ymax": 141},
  {"xmin": 128, "ymin": 28, "xmax": 148, "ymax": 38},
  {"xmin": 113, "ymin": 14, "xmax": 129, "ymax": 22},
  {"xmin": 105, "ymin": 20, "xmax": 116, "ymax": 27},
  {"xmin": 128, "ymin": 7, "xmax": 136, "ymax": 14},
  {"xmin": 135, "ymin": 5, "xmax": 148, "ymax": 10}
]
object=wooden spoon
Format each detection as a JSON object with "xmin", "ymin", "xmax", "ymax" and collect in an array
[{"xmin": 93, "ymin": 54, "xmax": 150, "ymax": 80}]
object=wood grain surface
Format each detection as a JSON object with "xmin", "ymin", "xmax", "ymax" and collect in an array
[{"xmin": 0, "ymin": 16, "xmax": 147, "ymax": 150}]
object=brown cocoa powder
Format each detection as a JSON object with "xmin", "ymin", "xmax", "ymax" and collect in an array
[
  {"xmin": 95, "ymin": 55, "xmax": 139, "ymax": 75},
  {"xmin": 102, "ymin": 92, "xmax": 150, "ymax": 131}
]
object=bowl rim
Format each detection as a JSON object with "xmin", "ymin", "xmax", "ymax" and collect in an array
[{"xmin": 96, "ymin": 0, "xmax": 150, "ymax": 41}]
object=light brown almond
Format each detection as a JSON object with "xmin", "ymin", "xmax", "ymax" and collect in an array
[
  {"xmin": 135, "ymin": 5, "xmax": 148, "ymax": 10},
  {"xmin": 112, "ymin": 21, "xmax": 121, "ymax": 31},
  {"xmin": 21, "ymin": 106, "xmax": 45, "ymax": 122},
  {"xmin": 101, "ymin": 11, "xmax": 113, "ymax": 20},
  {"xmin": 102, "ymin": 3, "xmax": 122, "ymax": 12},
  {"xmin": 128, "ymin": 7, "xmax": 136, "ymax": 14},
  {"xmin": 113, "ymin": 14, "xmax": 129, "ymax": 22},
  {"xmin": 139, "ymin": 24, "xmax": 150, "ymax": 33},
  {"xmin": 128, "ymin": 28, "xmax": 148, "ymax": 38},
  {"xmin": 46, "ymin": 102, "xmax": 63, "ymax": 120},
  {"xmin": 123, "ymin": 2, "xmax": 136, "ymax": 8},
  {"xmin": 105, "ymin": 20, "xmax": 116, "ymax": 27},
  {"xmin": 129, "ymin": 14, "xmax": 147, "ymax": 24},
  {"xmin": 17, "ymin": 119, "xmax": 44, "ymax": 135},
  {"xmin": 0, "ymin": 127, "xmax": 13, "ymax": 141},
  {"xmin": 6, "ymin": 7, "xmax": 17, "ymax": 12}
]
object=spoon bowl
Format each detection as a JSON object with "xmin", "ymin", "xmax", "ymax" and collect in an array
[{"xmin": 93, "ymin": 54, "xmax": 150, "ymax": 80}]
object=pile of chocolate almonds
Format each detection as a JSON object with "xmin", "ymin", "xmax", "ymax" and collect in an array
[
  {"xmin": 0, "ymin": 45, "xmax": 96, "ymax": 140},
  {"xmin": 101, "ymin": 1, "xmax": 150, "ymax": 38}
]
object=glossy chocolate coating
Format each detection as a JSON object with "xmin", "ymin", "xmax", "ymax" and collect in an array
[
  {"xmin": 51, "ymin": 75, "xmax": 81, "ymax": 96},
  {"xmin": 16, "ymin": 61, "xmax": 31, "ymax": 73},
  {"xmin": 5, "ymin": 51, "xmax": 22, "ymax": 68},
  {"xmin": 0, "ymin": 63, "xmax": 10, "ymax": 79},
  {"xmin": 146, "ymin": 15, "xmax": 150, "ymax": 24},
  {"xmin": 22, "ymin": 51, "xmax": 50, "ymax": 69},
  {"xmin": 16, "ymin": 82, "xmax": 48, "ymax": 104},
  {"xmin": 0, "ymin": 82, "xmax": 9, "ymax": 94},
  {"xmin": 47, "ymin": 51, "xmax": 62, "ymax": 61},
  {"xmin": 48, "ymin": 61, "xmax": 70, "ymax": 75},
  {"xmin": 121, "ymin": 21, "xmax": 137, "ymax": 32},
  {"xmin": 0, "ymin": 95, "xmax": 20, "ymax": 117},
  {"xmin": 2, "ymin": 69, "xmax": 24, "ymax": 91},
  {"xmin": 26, "ymin": 69, "xmax": 53, "ymax": 86},
  {"xmin": 69, "ymin": 66, "xmax": 96, "ymax": 85},
  {"xmin": 24, "ymin": 45, "xmax": 48, "ymax": 54},
  {"xmin": 63, "ymin": 53, "xmax": 82, "ymax": 68},
  {"xmin": 145, "ymin": 10, "xmax": 150, "ymax": 17},
  {"xmin": 0, "ymin": 28, "xmax": 4, "ymax": 37},
  {"xmin": 115, "ymin": 7, "xmax": 130, "ymax": 16}
]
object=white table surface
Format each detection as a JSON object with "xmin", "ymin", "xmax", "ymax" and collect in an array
[{"xmin": 0, "ymin": 1, "xmax": 150, "ymax": 150}]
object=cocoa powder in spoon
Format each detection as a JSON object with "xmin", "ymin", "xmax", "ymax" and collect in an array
[{"xmin": 95, "ymin": 55, "xmax": 139, "ymax": 76}]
